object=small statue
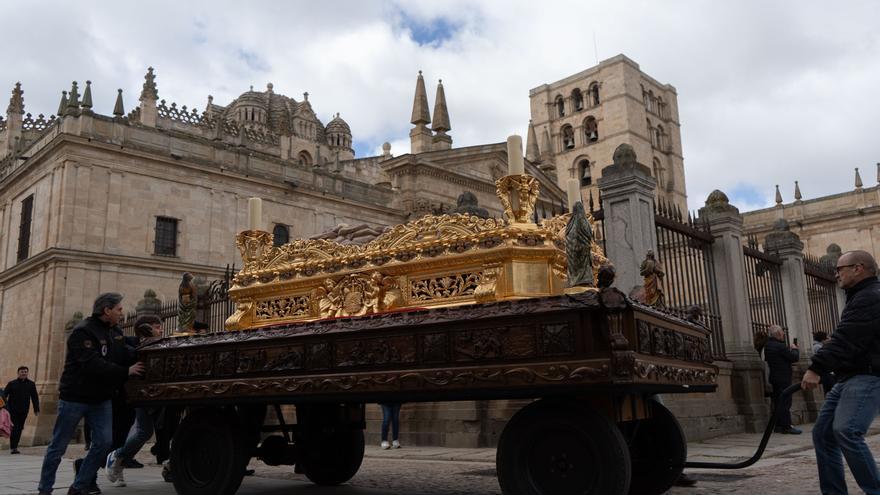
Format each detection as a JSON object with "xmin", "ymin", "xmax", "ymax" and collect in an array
[
  {"xmin": 565, "ymin": 202, "xmax": 595, "ymax": 288},
  {"xmin": 639, "ymin": 250, "xmax": 666, "ymax": 307},
  {"xmin": 178, "ymin": 272, "xmax": 197, "ymax": 333}
]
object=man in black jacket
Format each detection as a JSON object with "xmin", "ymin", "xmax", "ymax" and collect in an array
[
  {"xmin": 764, "ymin": 324, "xmax": 801, "ymax": 434},
  {"xmin": 37, "ymin": 293, "xmax": 144, "ymax": 495},
  {"xmin": 5, "ymin": 365, "xmax": 40, "ymax": 453},
  {"xmin": 803, "ymin": 250, "xmax": 880, "ymax": 494}
]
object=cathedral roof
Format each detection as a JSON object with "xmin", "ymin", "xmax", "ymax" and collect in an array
[{"xmin": 325, "ymin": 113, "xmax": 351, "ymax": 136}]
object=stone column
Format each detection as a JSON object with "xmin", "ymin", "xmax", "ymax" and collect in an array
[
  {"xmin": 698, "ymin": 190, "xmax": 768, "ymax": 431},
  {"xmin": 763, "ymin": 219, "xmax": 813, "ymax": 357},
  {"xmin": 596, "ymin": 144, "xmax": 657, "ymax": 293}
]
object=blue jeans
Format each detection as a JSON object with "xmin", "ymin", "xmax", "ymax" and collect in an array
[
  {"xmin": 380, "ymin": 403, "xmax": 401, "ymax": 441},
  {"xmin": 813, "ymin": 374, "xmax": 880, "ymax": 494},
  {"xmin": 115, "ymin": 407, "xmax": 154, "ymax": 461},
  {"xmin": 38, "ymin": 399, "xmax": 112, "ymax": 493}
]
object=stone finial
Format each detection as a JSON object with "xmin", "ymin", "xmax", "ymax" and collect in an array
[
  {"xmin": 57, "ymin": 90, "xmax": 68, "ymax": 117},
  {"xmin": 65, "ymin": 81, "xmax": 80, "ymax": 116},
  {"xmin": 113, "ymin": 89, "xmax": 125, "ymax": 116},
  {"xmin": 7, "ymin": 82, "xmax": 24, "ymax": 115},
  {"xmin": 855, "ymin": 167, "xmax": 863, "ymax": 190},
  {"xmin": 794, "ymin": 181, "xmax": 802, "ymax": 201},
  {"xmin": 81, "ymin": 80, "xmax": 93, "ymax": 112},
  {"xmin": 135, "ymin": 288, "xmax": 162, "ymax": 317},
  {"xmin": 303, "ymin": 91, "xmax": 309, "ymax": 101},
  {"xmin": 382, "ymin": 141, "xmax": 391, "ymax": 159},
  {"xmin": 701, "ymin": 189, "xmax": 739, "ymax": 215},
  {"xmin": 526, "ymin": 119, "xmax": 540, "ymax": 163},
  {"xmin": 140, "ymin": 67, "xmax": 158, "ymax": 102},
  {"xmin": 765, "ymin": 217, "xmax": 802, "ymax": 251},
  {"xmin": 267, "ymin": 82, "xmax": 274, "ymax": 93},
  {"xmin": 431, "ymin": 79, "xmax": 450, "ymax": 133},
  {"xmin": 612, "ymin": 143, "xmax": 637, "ymax": 168},
  {"xmin": 775, "ymin": 184, "xmax": 782, "ymax": 205},
  {"xmin": 452, "ymin": 191, "xmax": 489, "ymax": 219},
  {"xmin": 540, "ymin": 127, "xmax": 553, "ymax": 161},
  {"xmin": 410, "ymin": 70, "xmax": 431, "ymax": 126},
  {"xmin": 820, "ymin": 243, "xmax": 843, "ymax": 267}
]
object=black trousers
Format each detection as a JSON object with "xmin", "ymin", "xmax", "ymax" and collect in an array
[
  {"xmin": 771, "ymin": 380, "xmax": 793, "ymax": 429},
  {"xmin": 9, "ymin": 411, "xmax": 27, "ymax": 449}
]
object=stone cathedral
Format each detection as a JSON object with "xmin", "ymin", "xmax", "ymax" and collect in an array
[{"xmin": 0, "ymin": 54, "xmax": 688, "ymax": 446}]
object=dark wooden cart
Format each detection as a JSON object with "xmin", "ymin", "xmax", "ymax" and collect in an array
[{"xmin": 128, "ymin": 288, "xmax": 717, "ymax": 495}]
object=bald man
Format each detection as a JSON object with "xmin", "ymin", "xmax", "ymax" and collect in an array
[{"xmin": 804, "ymin": 250, "xmax": 880, "ymax": 494}]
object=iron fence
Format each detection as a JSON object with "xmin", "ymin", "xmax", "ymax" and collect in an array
[
  {"xmin": 742, "ymin": 236, "xmax": 788, "ymax": 341},
  {"xmin": 804, "ymin": 254, "xmax": 840, "ymax": 335},
  {"xmin": 653, "ymin": 199, "xmax": 726, "ymax": 359},
  {"xmin": 120, "ymin": 265, "xmax": 236, "ymax": 337}
]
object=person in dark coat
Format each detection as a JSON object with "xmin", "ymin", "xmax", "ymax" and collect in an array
[
  {"xmin": 5, "ymin": 365, "xmax": 40, "ymax": 453},
  {"xmin": 37, "ymin": 293, "xmax": 144, "ymax": 495},
  {"xmin": 804, "ymin": 250, "xmax": 880, "ymax": 494},
  {"xmin": 764, "ymin": 324, "xmax": 801, "ymax": 434}
]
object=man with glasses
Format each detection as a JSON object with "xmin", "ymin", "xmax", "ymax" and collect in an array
[{"xmin": 804, "ymin": 250, "xmax": 880, "ymax": 494}]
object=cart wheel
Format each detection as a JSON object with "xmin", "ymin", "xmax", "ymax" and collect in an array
[
  {"xmin": 626, "ymin": 400, "xmax": 687, "ymax": 495},
  {"xmin": 496, "ymin": 400, "xmax": 631, "ymax": 495},
  {"xmin": 170, "ymin": 408, "xmax": 248, "ymax": 495},
  {"xmin": 298, "ymin": 428, "xmax": 365, "ymax": 485}
]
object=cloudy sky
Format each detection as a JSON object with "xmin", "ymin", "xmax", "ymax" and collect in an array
[{"xmin": 2, "ymin": 0, "xmax": 877, "ymax": 211}]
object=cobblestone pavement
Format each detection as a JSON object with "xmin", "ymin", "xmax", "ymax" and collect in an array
[{"xmin": 3, "ymin": 430, "xmax": 879, "ymax": 494}]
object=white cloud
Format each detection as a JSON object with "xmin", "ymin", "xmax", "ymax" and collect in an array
[{"xmin": 2, "ymin": 0, "xmax": 878, "ymax": 210}]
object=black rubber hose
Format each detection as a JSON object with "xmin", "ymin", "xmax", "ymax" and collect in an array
[{"xmin": 683, "ymin": 382, "xmax": 803, "ymax": 469}]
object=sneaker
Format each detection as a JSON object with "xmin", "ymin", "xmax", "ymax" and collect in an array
[
  {"xmin": 10, "ymin": 449, "xmax": 20, "ymax": 454},
  {"xmin": 380, "ymin": 441, "xmax": 390, "ymax": 450},
  {"xmin": 85, "ymin": 483, "xmax": 102, "ymax": 495},
  {"xmin": 105, "ymin": 451, "xmax": 124, "ymax": 483},
  {"xmin": 110, "ymin": 471, "xmax": 126, "ymax": 487},
  {"xmin": 780, "ymin": 426, "xmax": 803, "ymax": 435},
  {"xmin": 392, "ymin": 440, "xmax": 401, "ymax": 449}
]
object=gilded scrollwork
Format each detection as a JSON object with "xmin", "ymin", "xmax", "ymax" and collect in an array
[
  {"xmin": 255, "ymin": 295, "xmax": 310, "ymax": 321},
  {"xmin": 410, "ymin": 272, "xmax": 482, "ymax": 302},
  {"xmin": 495, "ymin": 174, "xmax": 539, "ymax": 224},
  {"xmin": 474, "ymin": 265, "xmax": 500, "ymax": 303}
]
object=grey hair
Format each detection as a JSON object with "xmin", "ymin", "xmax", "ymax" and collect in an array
[{"xmin": 92, "ymin": 292, "xmax": 123, "ymax": 317}]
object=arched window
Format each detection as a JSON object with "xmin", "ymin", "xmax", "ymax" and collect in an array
[
  {"xmin": 647, "ymin": 119, "xmax": 656, "ymax": 147},
  {"xmin": 556, "ymin": 95, "xmax": 565, "ymax": 117},
  {"xmin": 652, "ymin": 157, "xmax": 665, "ymax": 188},
  {"xmin": 297, "ymin": 150, "xmax": 312, "ymax": 167},
  {"xmin": 584, "ymin": 116, "xmax": 598, "ymax": 142},
  {"xmin": 657, "ymin": 124, "xmax": 666, "ymax": 150},
  {"xmin": 561, "ymin": 125, "xmax": 575, "ymax": 149},
  {"xmin": 572, "ymin": 89, "xmax": 584, "ymax": 111},
  {"xmin": 646, "ymin": 91, "xmax": 655, "ymax": 113},
  {"xmin": 272, "ymin": 224, "xmax": 290, "ymax": 247},
  {"xmin": 589, "ymin": 82, "xmax": 600, "ymax": 106},
  {"xmin": 578, "ymin": 159, "xmax": 592, "ymax": 186}
]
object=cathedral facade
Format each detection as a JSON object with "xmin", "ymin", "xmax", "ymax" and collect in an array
[{"xmin": 0, "ymin": 54, "xmax": 685, "ymax": 446}]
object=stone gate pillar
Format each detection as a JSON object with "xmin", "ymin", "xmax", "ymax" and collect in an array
[
  {"xmin": 699, "ymin": 190, "xmax": 768, "ymax": 431},
  {"xmin": 596, "ymin": 144, "xmax": 657, "ymax": 293},
  {"xmin": 763, "ymin": 219, "xmax": 813, "ymax": 357}
]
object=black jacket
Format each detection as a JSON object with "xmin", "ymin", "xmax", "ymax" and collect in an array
[
  {"xmin": 3, "ymin": 378, "xmax": 40, "ymax": 415},
  {"xmin": 58, "ymin": 316, "xmax": 136, "ymax": 404},
  {"xmin": 764, "ymin": 337, "xmax": 798, "ymax": 384},
  {"xmin": 810, "ymin": 277, "xmax": 880, "ymax": 380}
]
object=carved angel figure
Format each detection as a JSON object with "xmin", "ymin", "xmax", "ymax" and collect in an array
[{"xmin": 565, "ymin": 202, "xmax": 595, "ymax": 287}]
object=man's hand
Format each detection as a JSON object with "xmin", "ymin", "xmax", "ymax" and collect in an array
[
  {"xmin": 802, "ymin": 369, "xmax": 821, "ymax": 390},
  {"xmin": 129, "ymin": 362, "xmax": 145, "ymax": 376}
]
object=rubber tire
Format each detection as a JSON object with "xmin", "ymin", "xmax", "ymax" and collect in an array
[
  {"xmin": 299, "ymin": 428, "xmax": 365, "ymax": 485},
  {"xmin": 170, "ymin": 408, "xmax": 248, "ymax": 495},
  {"xmin": 496, "ymin": 400, "xmax": 632, "ymax": 495},
  {"xmin": 626, "ymin": 400, "xmax": 687, "ymax": 495}
]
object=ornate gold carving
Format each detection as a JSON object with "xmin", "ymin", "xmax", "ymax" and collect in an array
[
  {"xmin": 474, "ymin": 265, "xmax": 500, "ymax": 303},
  {"xmin": 312, "ymin": 273, "xmax": 381, "ymax": 318},
  {"xmin": 236, "ymin": 230, "xmax": 273, "ymax": 274},
  {"xmin": 495, "ymin": 174, "xmax": 539, "ymax": 224},
  {"xmin": 225, "ymin": 300, "xmax": 255, "ymax": 331},
  {"xmin": 255, "ymin": 295, "xmax": 310, "ymax": 321},
  {"xmin": 410, "ymin": 272, "xmax": 482, "ymax": 302}
]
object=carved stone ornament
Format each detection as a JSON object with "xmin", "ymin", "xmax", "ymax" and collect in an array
[{"xmin": 495, "ymin": 174, "xmax": 539, "ymax": 225}]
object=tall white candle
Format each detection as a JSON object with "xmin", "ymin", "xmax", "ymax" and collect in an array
[
  {"xmin": 567, "ymin": 179, "xmax": 581, "ymax": 212},
  {"xmin": 506, "ymin": 135, "xmax": 525, "ymax": 175},
  {"xmin": 248, "ymin": 197, "xmax": 262, "ymax": 231}
]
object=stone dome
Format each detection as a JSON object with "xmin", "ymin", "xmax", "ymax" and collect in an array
[{"xmin": 325, "ymin": 113, "xmax": 352, "ymax": 136}]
